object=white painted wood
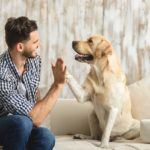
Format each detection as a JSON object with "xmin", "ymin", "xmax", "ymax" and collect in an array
[{"xmin": 0, "ymin": 0, "xmax": 149, "ymax": 98}]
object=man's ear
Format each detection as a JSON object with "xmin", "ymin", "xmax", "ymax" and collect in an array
[{"xmin": 16, "ymin": 43, "xmax": 24, "ymax": 52}]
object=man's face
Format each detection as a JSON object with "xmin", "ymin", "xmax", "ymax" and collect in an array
[{"xmin": 22, "ymin": 31, "xmax": 40, "ymax": 58}]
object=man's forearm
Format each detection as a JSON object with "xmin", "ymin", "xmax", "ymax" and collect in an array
[{"xmin": 29, "ymin": 83, "xmax": 64, "ymax": 126}]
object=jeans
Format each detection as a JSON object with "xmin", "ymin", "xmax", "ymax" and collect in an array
[{"xmin": 0, "ymin": 115, "xmax": 55, "ymax": 150}]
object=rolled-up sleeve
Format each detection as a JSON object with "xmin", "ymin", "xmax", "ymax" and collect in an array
[{"xmin": 0, "ymin": 78, "xmax": 34, "ymax": 116}]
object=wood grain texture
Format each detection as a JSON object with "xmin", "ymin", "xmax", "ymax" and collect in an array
[{"xmin": 0, "ymin": 0, "xmax": 149, "ymax": 98}]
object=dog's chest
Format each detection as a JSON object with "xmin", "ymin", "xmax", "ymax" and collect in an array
[
  {"xmin": 88, "ymin": 69, "xmax": 105, "ymax": 94},
  {"xmin": 92, "ymin": 94, "xmax": 109, "ymax": 129},
  {"xmin": 92, "ymin": 94, "xmax": 109, "ymax": 110}
]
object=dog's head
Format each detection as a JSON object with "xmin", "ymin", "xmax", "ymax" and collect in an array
[{"xmin": 72, "ymin": 35, "xmax": 113, "ymax": 64}]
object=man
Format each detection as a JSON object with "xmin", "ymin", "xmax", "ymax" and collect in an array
[{"xmin": 0, "ymin": 16, "xmax": 66, "ymax": 150}]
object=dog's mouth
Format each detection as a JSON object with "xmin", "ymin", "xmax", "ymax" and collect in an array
[
  {"xmin": 72, "ymin": 41, "xmax": 94, "ymax": 62},
  {"xmin": 75, "ymin": 53, "xmax": 93, "ymax": 62}
]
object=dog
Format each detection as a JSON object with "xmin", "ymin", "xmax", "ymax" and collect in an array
[{"xmin": 66, "ymin": 35, "xmax": 140, "ymax": 148}]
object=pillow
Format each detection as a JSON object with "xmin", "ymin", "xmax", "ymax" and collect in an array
[
  {"xmin": 128, "ymin": 76, "xmax": 150, "ymax": 120},
  {"xmin": 140, "ymin": 119, "xmax": 150, "ymax": 143}
]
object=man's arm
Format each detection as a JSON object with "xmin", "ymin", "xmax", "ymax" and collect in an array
[{"xmin": 29, "ymin": 58, "xmax": 66, "ymax": 126}]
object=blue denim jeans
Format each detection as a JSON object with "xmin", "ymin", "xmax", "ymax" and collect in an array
[{"xmin": 0, "ymin": 115, "xmax": 55, "ymax": 150}]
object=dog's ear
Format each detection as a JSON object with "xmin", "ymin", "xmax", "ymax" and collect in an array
[
  {"xmin": 102, "ymin": 46, "xmax": 112, "ymax": 57},
  {"xmin": 95, "ymin": 40, "xmax": 112, "ymax": 58}
]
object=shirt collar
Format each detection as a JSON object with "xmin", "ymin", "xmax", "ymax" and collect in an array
[
  {"xmin": 6, "ymin": 50, "xmax": 32, "ymax": 79},
  {"xmin": 6, "ymin": 50, "xmax": 20, "ymax": 79},
  {"xmin": 24, "ymin": 58, "xmax": 33, "ymax": 72}
]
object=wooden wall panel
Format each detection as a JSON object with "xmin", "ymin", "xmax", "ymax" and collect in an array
[
  {"xmin": 103, "ymin": 0, "xmax": 150, "ymax": 83},
  {"xmin": 0, "ymin": 0, "xmax": 149, "ymax": 98}
]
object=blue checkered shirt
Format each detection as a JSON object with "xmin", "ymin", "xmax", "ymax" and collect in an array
[{"xmin": 0, "ymin": 50, "xmax": 41, "ymax": 117}]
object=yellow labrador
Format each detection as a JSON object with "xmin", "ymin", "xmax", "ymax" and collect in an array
[{"xmin": 66, "ymin": 35, "xmax": 140, "ymax": 148}]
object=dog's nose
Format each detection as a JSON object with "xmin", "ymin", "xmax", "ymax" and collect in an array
[{"xmin": 72, "ymin": 41, "xmax": 78, "ymax": 48}]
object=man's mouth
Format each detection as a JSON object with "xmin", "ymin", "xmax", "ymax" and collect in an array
[{"xmin": 75, "ymin": 53, "xmax": 93, "ymax": 62}]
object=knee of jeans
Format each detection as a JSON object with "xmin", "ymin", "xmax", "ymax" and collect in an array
[
  {"xmin": 49, "ymin": 131, "xmax": 55, "ymax": 148},
  {"xmin": 11, "ymin": 115, "xmax": 33, "ymax": 135},
  {"xmin": 41, "ymin": 128, "xmax": 55, "ymax": 148}
]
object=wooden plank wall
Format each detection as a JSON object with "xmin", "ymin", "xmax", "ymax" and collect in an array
[{"xmin": 0, "ymin": 0, "xmax": 149, "ymax": 98}]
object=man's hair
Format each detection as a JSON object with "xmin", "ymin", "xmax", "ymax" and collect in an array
[{"xmin": 5, "ymin": 16, "xmax": 38, "ymax": 49}]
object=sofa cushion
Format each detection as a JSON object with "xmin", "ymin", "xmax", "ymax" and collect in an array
[
  {"xmin": 50, "ymin": 100, "xmax": 93, "ymax": 135},
  {"xmin": 54, "ymin": 135, "xmax": 150, "ymax": 150}
]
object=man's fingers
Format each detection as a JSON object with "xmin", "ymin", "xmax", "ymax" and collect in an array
[
  {"xmin": 63, "ymin": 65, "xmax": 67, "ymax": 73},
  {"xmin": 51, "ymin": 63, "xmax": 55, "ymax": 70},
  {"xmin": 52, "ymin": 58, "xmax": 66, "ymax": 75},
  {"xmin": 57, "ymin": 57, "xmax": 64, "ymax": 62},
  {"xmin": 56, "ymin": 58, "xmax": 65, "ymax": 70},
  {"xmin": 56, "ymin": 58, "xmax": 64, "ymax": 66}
]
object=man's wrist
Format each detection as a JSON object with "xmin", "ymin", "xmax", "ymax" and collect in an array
[{"xmin": 52, "ymin": 82, "xmax": 65, "ymax": 89}]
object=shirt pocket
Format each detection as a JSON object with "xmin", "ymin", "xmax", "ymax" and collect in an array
[
  {"xmin": 0, "ymin": 70, "xmax": 16, "ymax": 83},
  {"xmin": 29, "ymin": 71, "xmax": 40, "ymax": 89}
]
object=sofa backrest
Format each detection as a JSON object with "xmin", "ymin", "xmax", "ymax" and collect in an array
[{"xmin": 50, "ymin": 99, "xmax": 93, "ymax": 135}]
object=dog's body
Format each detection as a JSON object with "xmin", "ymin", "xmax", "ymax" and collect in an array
[{"xmin": 66, "ymin": 35, "xmax": 140, "ymax": 148}]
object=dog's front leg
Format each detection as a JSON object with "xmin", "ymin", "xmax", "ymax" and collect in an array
[
  {"xmin": 66, "ymin": 73, "xmax": 90, "ymax": 103},
  {"xmin": 100, "ymin": 107, "xmax": 118, "ymax": 148}
]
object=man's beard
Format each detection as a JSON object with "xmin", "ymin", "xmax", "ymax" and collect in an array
[{"xmin": 22, "ymin": 49, "xmax": 37, "ymax": 58}]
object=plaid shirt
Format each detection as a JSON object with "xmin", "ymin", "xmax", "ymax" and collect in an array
[{"xmin": 0, "ymin": 50, "xmax": 41, "ymax": 117}]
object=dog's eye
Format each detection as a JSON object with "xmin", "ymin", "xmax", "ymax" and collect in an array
[{"xmin": 88, "ymin": 39, "xmax": 93, "ymax": 44}]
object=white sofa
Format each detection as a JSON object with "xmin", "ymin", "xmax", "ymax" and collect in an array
[
  {"xmin": 0, "ymin": 77, "xmax": 150, "ymax": 150},
  {"xmin": 42, "ymin": 76, "xmax": 150, "ymax": 150}
]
